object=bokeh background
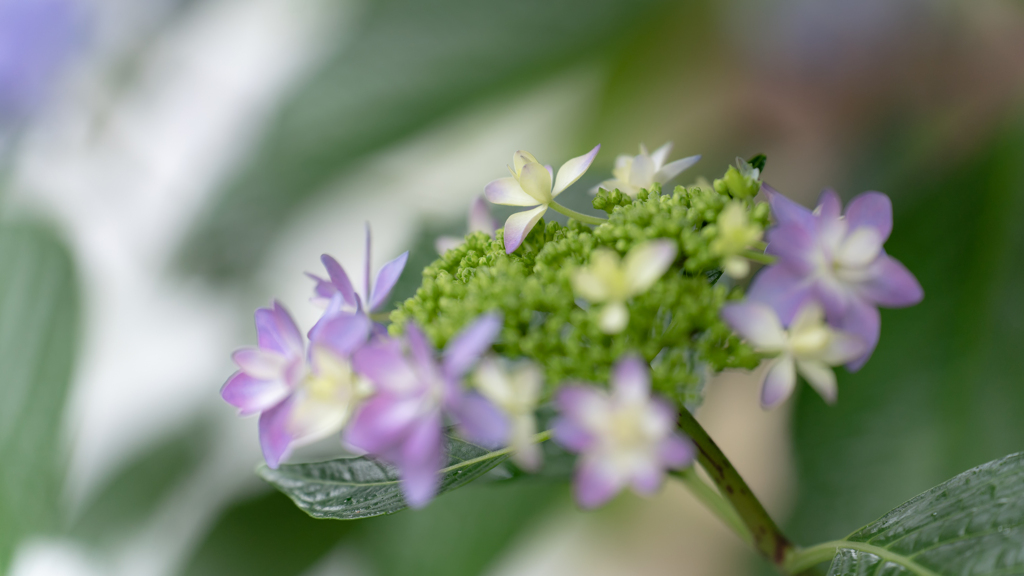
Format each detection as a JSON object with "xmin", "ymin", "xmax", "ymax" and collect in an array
[{"xmin": 2, "ymin": 0, "xmax": 1024, "ymax": 574}]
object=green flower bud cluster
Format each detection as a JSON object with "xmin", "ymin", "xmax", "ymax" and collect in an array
[{"xmin": 390, "ymin": 171, "xmax": 768, "ymax": 408}]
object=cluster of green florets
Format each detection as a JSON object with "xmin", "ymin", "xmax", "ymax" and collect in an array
[{"xmin": 390, "ymin": 170, "xmax": 770, "ymax": 408}]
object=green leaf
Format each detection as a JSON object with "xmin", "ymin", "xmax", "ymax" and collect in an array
[
  {"xmin": 70, "ymin": 421, "xmax": 210, "ymax": 546},
  {"xmin": 787, "ymin": 452, "xmax": 1024, "ymax": 576},
  {"xmin": 179, "ymin": 0, "xmax": 675, "ymax": 282},
  {"xmin": 179, "ymin": 490, "xmax": 356, "ymax": 576},
  {"xmin": 0, "ymin": 222, "xmax": 78, "ymax": 570},
  {"xmin": 258, "ymin": 435, "xmax": 519, "ymax": 520}
]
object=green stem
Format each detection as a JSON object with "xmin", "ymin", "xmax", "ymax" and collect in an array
[
  {"xmin": 549, "ymin": 201, "xmax": 607, "ymax": 225},
  {"xmin": 783, "ymin": 540, "xmax": 939, "ymax": 576},
  {"xmin": 672, "ymin": 466, "xmax": 753, "ymax": 547},
  {"xmin": 675, "ymin": 407, "xmax": 793, "ymax": 564},
  {"xmin": 742, "ymin": 249, "xmax": 776, "ymax": 265}
]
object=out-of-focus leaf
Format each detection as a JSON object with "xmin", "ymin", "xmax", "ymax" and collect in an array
[
  {"xmin": 0, "ymin": 222, "xmax": 78, "ymax": 570},
  {"xmin": 179, "ymin": 0, "xmax": 674, "ymax": 282},
  {"xmin": 69, "ymin": 421, "xmax": 210, "ymax": 546},
  {"xmin": 258, "ymin": 435, "xmax": 513, "ymax": 520},
  {"xmin": 179, "ymin": 490, "xmax": 355, "ymax": 576},
  {"xmin": 809, "ymin": 452, "xmax": 1024, "ymax": 576},
  {"xmin": 357, "ymin": 480, "xmax": 565, "ymax": 576},
  {"xmin": 785, "ymin": 124, "xmax": 1024, "ymax": 546}
]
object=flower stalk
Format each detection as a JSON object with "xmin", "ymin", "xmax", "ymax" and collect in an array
[
  {"xmin": 548, "ymin": 200, "xmax": 607, "ymax": 225},
  {"xmin": 675, "ymin": 406, "xmax": 793, "ymax": 565}
]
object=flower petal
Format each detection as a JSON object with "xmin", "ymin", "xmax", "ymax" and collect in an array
[
  {"xmin": 518, "ymin": 162, "xmax": 553, "ymax": 203},
  {"xmin": 837, "ymin": 297, "xmax": 880, "ymax": 371},
  {"xmin": 352, "ymin": 339, "xmax": 418, "ymax": 393},
  {"xmin": 510, "ymin": 415, "xmax": 542, "ymax": 471},
  {"xmin": 611, "ymin": 355, "xmax": 651, "ymax": 404},
  {"xmin": 598, "ymin": 301, "xmax": 629, "ymax": 333},
  {"xmin": 844, "ymin": 191, "xmax": 893, "ymax": 243},
  {"xmin": 659, "ymin": 434, "xmax": 695, "ymax": 468},
  {"xmin": 650, "ymin": 142, "xmax": 673, "ymax": 169},
  {"xmin": 259, "ymin": 398, "xmax": 297, "ymax": 469},
  {"xmin": 654, "ymin": 154, "xmax": 700, "ymax": 184},
  {"xmin": 221, "ymin": 371, "xmax": 290, "ymax": 416},
  {"xmin": 795, "ymin": 359, "xmax": 837, "ymax": 404},
  {"xmin": 344, "ymin": 394, "xmax": 422, "ymax": 456},
  {"xmin": 552, "ymin": 144, "xmax": 600, "ymax": 196},
  {"xmin": 399, "ymin": 411, "xmax": 445, "ymax": 508},
  {"xmin": 624, "ymin": 240, "xmax": 677, "ymax": 293},
  {"xmin": 821, "ymin": 331, "xmax": 868, "ymax": 366},
  {"xmin": 451, "ymin": 392, "xmax": 509, "ymax": 448},
  {"xmin": 836, "ymin": 228, "xmax": 883, "ymax": 269},
  {"xmin": 404, "ymin": 323, "xmax": 436, "ymax": 375},
  {"xmin": 232, "ymin": 348, "xmax": 288, "ymax": 380},
  {"xmin": 629, "ymin": 152, "xmax": 655, "ymax": 187},
  {"xmin": 284, "ymin": 389, "xmax": 352, "ymax": 449},
  {"xmin": 468, "ymin": 196, "xmax": 496, "ymax": 234},
  {"xmin": 747, "ymin": 264, "xmax": 816, "ymax": 325},
  {"xmin": 369, "ymin": 251, "xmax": 409, "ymax": 311},
  {"xmin": 761, "ymin": 356, "xmax": 797, "ymax": 409},
  {"xmin": 574, "ymin": 458, "xmax": 622, "ymax": 509},
  {"xmin": 485, "ymin": 176, "xmax": 538, "ymax": 207},
  {"xmin": 815, "ymin": 189, "xmax": 843, "ymax": 221},
  {"xmin": 310, "ymin": 311, "xmax": 371, "ymax": 357},
  {"xmin": 720, "ymin": 302, "xmax": 786, "ymax": 350},
  {"xmin": 512, "ymin": 150, "xmax": 539, "ymax": 175},
  {"xmin": 763, "ymin": 184, "xmax": 816, "ymax": 231},
  {"xmin": 255, "ymin": 302, "xmax": 303, "ymax": 356},
  {"xmin": 442, "ymin": 312, "xmax": 503, "ymax": 379},
  {"xmin": 502, "ymin": 205, "xmax": 548, "ymax": 254},
  {"xmin": 857, "ymin": 254, "xmax": 923, "ymax": 308},
  {"xmin": 320, "ymin": 254, "xmax": 358, "ymax": 308}
]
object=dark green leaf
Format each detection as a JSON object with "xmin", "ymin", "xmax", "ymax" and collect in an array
[
  {"xmin": 0, "ymin": 222, "xmax": 78, "ymax": 570},
  {"xmin": 179, "ymin": 0, "xmax": 674, "ymax": 281},
  {"xmin": 69, "ymin": 421, "xmax": 210, "ymax": 546},
  {"xmin": 800, "ymin": 452, "xmax": 1024, "ymax": 576},
  {"xmin": 179, "ymin": 490, "xmax": 356, "ymax": 576},
  {"xmin": 258, "ymin": 435, "xmax": 513, "ymax": 519},
  {"xmin": 357, "ymin": 480, "xmax": 565, "ymax": 576}
]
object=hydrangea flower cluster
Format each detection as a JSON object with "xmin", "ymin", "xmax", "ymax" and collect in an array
[{"xmin": 224, "ymin": 142, "xmax": 922, "ymax": 510}]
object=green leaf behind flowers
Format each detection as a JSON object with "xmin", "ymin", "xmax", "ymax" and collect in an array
[
  {"xmin": 786, "ymin": 452, "xmax": 1024, "ymax": 576},
  {"xmin": 258, "ymin": 434, "xmax": 524, "ymax": 520}
]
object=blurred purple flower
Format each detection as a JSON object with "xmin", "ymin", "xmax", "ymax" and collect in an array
[
  {"xmin": 0, "ymin": 0, "xmax": 85, "ymax": 123},
  {"xmin": 222, "ymin": 301, "xmax": 373, "ymax": 468},
  {"xmin": 553, "ymin": 355, "xmax": 695, "ymax": 509},
  {"xmin": 308, "ymin": 224, "xmax": 409, "ymax": 314},
  {"xmin": 748, "ymin": 186, "xmax": 922, "ymax": 370},
  {"xmin": 435, "ymin": 196, "xmax": 497, "ymax": 254},
  {"xmin": 346, "ymin": 313, "xmax": 503, "ymax": 508}
]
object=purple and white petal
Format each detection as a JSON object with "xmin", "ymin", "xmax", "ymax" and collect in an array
[
  {"xmin": 452, "ymin": 392, "xmax": 509, "ymax": 448},
  {"xmin": 221, "ymin": 371, "xmax": 290, "ymax": 416},
  {"xmin": 232, "ymin": 348, "xmax": 288, "ymax": 380},
  {"xmin": 720, "ymin": 302, "xmax": 787, "ymax": 350},
  {"xmin": 442, "ymin": 312, "xmax": 503, "ymax": 379},
  {"xmin": 658, "ymin": 434, "xmax": 695, "ymax": 469},
  {"xmin": 761, "ymin": 356, "xmax": 797, "ymax": 409},
  {"xmin": 255, "ymin": 302, "xmax": 303, "ymax": 356},
  {"xmin": 468, "ymin": 196, "xmax": 496, "ymax": 234},
  {"xmin": 654, "ymin": 154, "xmax": 700, "ymax": 184},
  {"xmin": 398, "ymin": 411, "xmax": 445, "ymax": 508},
  {"xmin": 856, "ymin": 254, "xmax": 924, "ymax": 308},
  {"xmin": 844, "ymin": 191, "xmax": 893, "ymax": 243},
  {"xmin": 502, "ymin": 205, "xmax": 548, "ymax": 254},
  {"xmin": 320, "ymin": 254, "xmax": 358, "ymax": 308},
  {"xmin": 795, "ymin": 359, "xmax": 838, "ymax": 404},
  {"xmin": 837, "ymin": 298, "xmax": 880, "ymax": 371},
  {"xmin": 747, "ymin": 265, "xmax": 816, "ymax": 326},
  {"xmin": 574, "ymin": 458, "xmax": 622, "ymax": 509},
  {"xmin": 764, "ymin": 225, "xmax": 816, "ymax": 274},
  {"xmin": 763, "ymin": 184, "xmax": 816, "ymax": 231},
  {"xmin": 815, "ymin": 189, "xmax": 842, "ymax": 221},
  {"xmin": 369, "ymin": 251, "xmax": 409, "ymax": 311},
  {"xmin": 404, "ymin": 324, "xmax": 437, "ymax": 376},
  {"xmin": 352, "ymin": 339, "xmax": 418, "ymax": 393},
  {"xmin": 821, "ymin": 331, "xmax": 868, "ymax": 366},
  {"xmin": 258, "ymin": 397, "xmax": 297, "ymax": 469},
  {"xmin": 611, "ymin": 355, "xmax": 651, "ymax": 403},
  {"xmin": 630, "ymin": 460, "xmax": 665, "ymax": 496},
  {"xmin": 310, "ymin": 311, "xmax": 372, "ymax": 357},
  {"xmin": 623, "ymin": 240, "xmax": 677, "ymax": 293},
  {"xmin": 552, "ymin": 144, "xmax": 600, "ymax": 196},
  {"xmin": 344, "ymin": 394, "xmax": 422, "ymax": 456}
]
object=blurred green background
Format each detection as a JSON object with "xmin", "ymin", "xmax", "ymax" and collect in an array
[{"xmin": 1, "ymin": 0, "xmax": 1023, "ymax": 574}]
